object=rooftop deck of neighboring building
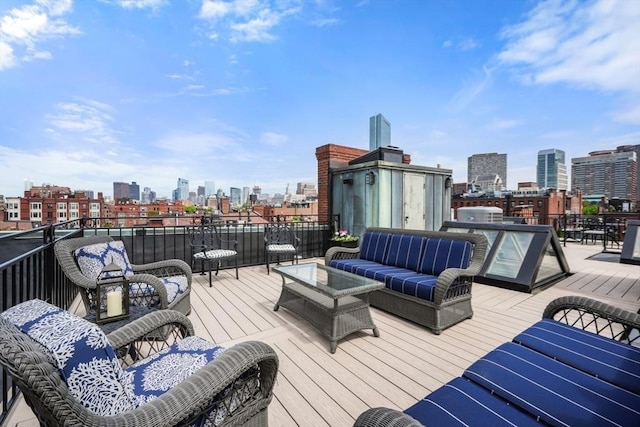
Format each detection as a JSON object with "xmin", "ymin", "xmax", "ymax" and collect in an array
[{"xmin": 4, "ymin": 241, "xmax": 639, "ymax": 427}]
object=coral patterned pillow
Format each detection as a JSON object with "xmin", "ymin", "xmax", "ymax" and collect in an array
[
  {"xmin": 74, "ymin": 240, "xmax": 134, "ymax": 280},
  {"xmin": 0, "ymin": 299, "xmax": 137, "ymax": 415}
]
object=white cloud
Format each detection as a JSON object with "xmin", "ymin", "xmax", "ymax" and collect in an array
[
  {"xmin": 261, "ymin": 131, "xmax": 288, "ymax": 146},
  {"xmin": 498, "ymin": 0, "xmax": 640, "ymax": 94},
  {"xmin": 611, "ymin": 102, "xmax": 640, "ymax": 125},
  {"xmin": 230, "ymin": 8, "xmax": 281, "ymax": 42},
  {"xmin": 442, "ymin": 38, "xmax": 479, "ymax": 51},
  {"xmin": 198, "ymin": 0, "xmax": 302, "ymax": 43},
  {"xmin": 184, "ymin": 84, "xmax": 205, "ymax": 91},
  {"xmin": 0, "ymin": 41, "xmax": 16, "ymax": 70},
  {"xmin": 310, "ymin": 17, "xmax": 340, "ymax": 27},
  {"xmin": 486, "ymin": 119, "xmax": 523, "ymax": 131},
  {"xmin": 0, "ymin": 0, "xmax": 80, "ymax": 70},
  {"xmin": 447, "ymin": 65, "xmax": 494, "ymax": 112},
  {"xmin": 113, "ymin": 0, "xmax": 169, "ymax": 9},
  {"xmin": 457, "ymin": 38, "xmax": 478, "ymax": 51},
  {"xmin": 199, "ymin": 0, "xmax": 234, "ymax": 19},
  {"xmin": 45, "ymin": 100, "xmax": 119, "ymax": 146}
]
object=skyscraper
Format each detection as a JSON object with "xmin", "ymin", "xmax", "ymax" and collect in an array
[
  {"xmin": 572, "ymin": 148, "xmax": 637, "ymax": 201},
  {"xmin": 176, "ymin": 178, "xmax": 189, "ymax": 201},
  {"xmin": 537, "ymin": 149, "xmax": 568, "ymax": 190},
  {"xmin": 468, "ymin": 153, "xmax": 508, "ymax": 190},
  {"xmin": 113, "ymin": 182, "xmax": 130, "ymax": 200},
  {"xmin": 204, "ymin": 180, "xmax": 216, "ymax": 198},
  {"xmin": 129, "ymin": 181, "xmax": 140, "ymax": 200},
  {"xmin": 141, "ymin": 187, "xmax": 151, "ymax": 204},
  {"xmin": 230, "ymin": 187, "xmax": 241, "ymax": 206},
  {"xmin": 369, "ymin": 113, "xmax": 391, "ymax": 151}
]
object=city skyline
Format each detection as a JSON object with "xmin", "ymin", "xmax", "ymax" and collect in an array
[{"xmin": 1, "ymin": 0, "xmax": 639, "ymax": 199}]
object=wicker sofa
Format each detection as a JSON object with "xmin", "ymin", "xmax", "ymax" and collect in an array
[
  {"xmin": 325, "ymin": 228, "xmax": 488, "ymax": 334},
  {"xmin": 354, "ymin": 296, "xmax": 640, "ymax": 427}
]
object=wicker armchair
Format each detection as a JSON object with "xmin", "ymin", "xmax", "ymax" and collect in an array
[
  {"xmin": 55, "ymin": 235, "xmax": 192, "ymax": 316},
  {"xmin": 0, "ymin": 299, "xmax": 279, "ymax": 427},
  {"xmin": 264, "ymin": 223, "xmax": 300, "ymax": 274}
]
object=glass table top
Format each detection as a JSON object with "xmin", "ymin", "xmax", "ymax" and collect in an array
[{"xmin": 273, "ymin": 262, "xmax": 383, "ymax": 297}]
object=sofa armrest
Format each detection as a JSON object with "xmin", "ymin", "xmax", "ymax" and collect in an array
[
  {"xmin": 354, "ymin": 407, "xmax": 424, "ymax": 427},
  {"xmin": 543, "ymin": 296, "xmax": 640, "ymax": 344},
  {"xmin": 431, "ymin": 233, "xmax": 488, "ymax": 305},
  {"xmin": 325, "ymin": 246, "xmax": 360, "ymax": 265}
]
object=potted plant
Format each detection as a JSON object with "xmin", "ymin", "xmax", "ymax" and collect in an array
[{"xmin": 330, "ymin": 230, "xmax": 359, "ymax": 248}]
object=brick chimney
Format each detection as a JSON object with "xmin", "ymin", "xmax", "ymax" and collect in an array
[{"xmin": 315, "ymin": 144, "xmax": 368, "ymax": 223}]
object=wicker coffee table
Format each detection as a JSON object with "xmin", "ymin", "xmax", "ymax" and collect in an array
[{"xmin": 273, "ymin": 262, "xmax": 384, "ymax": 353}]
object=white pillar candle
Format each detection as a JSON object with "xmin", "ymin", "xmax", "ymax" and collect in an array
[{"xmin": 106, "ymin": 290, "xmax": 123, "ymax": 317}]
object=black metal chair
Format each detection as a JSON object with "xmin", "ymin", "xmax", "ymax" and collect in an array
[
  {"xmin": 264, "ymin": 223, "xmax": 300, "ymax": 274},
  {"xmin": 187, "ymin": 223, "xmax": 239, "ymax": 287}
]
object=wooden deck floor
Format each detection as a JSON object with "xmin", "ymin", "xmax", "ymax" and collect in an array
[{"xmin": 5, "ymin": 242, "xmax": 640, "ymax": 427}]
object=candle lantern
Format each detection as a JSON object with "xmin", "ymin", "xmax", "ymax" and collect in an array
[{"xmin": 95, "ymin": 262, "xmax": 130, "ymax": 324}]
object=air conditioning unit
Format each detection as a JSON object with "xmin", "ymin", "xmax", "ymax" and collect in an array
[{"xmin": 457, "ymin": 207, "xmax": 503, "ymax": 223}]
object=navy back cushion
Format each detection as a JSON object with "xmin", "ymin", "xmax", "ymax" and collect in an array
[
  {"xmin": 382, "ymin": 234, "xmax": 425, "ymax": 271},
  {"xmin": 417, "ymin": 238, "xmax": 473, "ymax": 276},
  {"xmin": 359, "ymin": 231, "xmax": 391, "ymax": 264}
]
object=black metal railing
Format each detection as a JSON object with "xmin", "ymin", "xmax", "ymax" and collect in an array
[{"xmin": 0, "ymin": 219, "xmax": 331, "ymax": 424}]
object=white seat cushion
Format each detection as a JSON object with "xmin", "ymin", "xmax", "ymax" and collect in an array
[
  {"xmin": 267, "ymin": 244, "xmax": 296, "ymax": 253},
  {"xmin": 193, "ymin": 249, "xmax": 237, "ymax": 260}
]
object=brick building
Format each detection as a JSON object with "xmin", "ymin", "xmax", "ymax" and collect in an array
[{"xmin": 451, "ymin": 189, "xmax": 582, "ymax": 224}]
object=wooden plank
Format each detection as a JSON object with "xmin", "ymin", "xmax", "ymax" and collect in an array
[
  {"xmin": 273, "ymin": 340, "xmax": 354, "ymax": 426},
  {"xmin": 10, "ymin": 246, "xmax": 640, "ymax": 427}
]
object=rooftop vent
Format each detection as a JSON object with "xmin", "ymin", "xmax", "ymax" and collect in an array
[{"xmin": 349, "ymin": 146, "xmax": 404, "ymax": 165}]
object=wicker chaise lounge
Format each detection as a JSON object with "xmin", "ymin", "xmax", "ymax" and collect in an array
[
  {"xmin": 354, "ymin": 296, "xmax": 640, "ymax": 426},
  {"xmin": 0, "ymin": 299, "xmax": 279, "ymax": 427},
  {"xmin": 326, "ymin": 228, "xmax": 488, "ymax": 334}
]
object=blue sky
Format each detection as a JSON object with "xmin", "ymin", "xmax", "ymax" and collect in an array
[{"xmin": 1, "ymin": 0, "xmax": 639, "ymax": 200}]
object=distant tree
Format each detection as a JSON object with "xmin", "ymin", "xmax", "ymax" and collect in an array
[
  {"xmin": 582, "ymin": 202, "xmax": 599, "ymax": 215},
  {"xmin": 184, "ymin": 205, "xmax": 197, "ymax": 214}
]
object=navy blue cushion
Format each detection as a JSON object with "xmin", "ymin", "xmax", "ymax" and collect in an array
[
  {"xmin": 417, "ymin": 238, "xmax": 473, "ymax": 276},
  {"xmin": 330, "ymin": 259, "xmax": 386, "ymax": 275},
  {"xmin": 464, "ymin": 342, "xmax": 640, "ymax": 427},
  {"xmin": 330, "ymin": 259, "xmax": 415, "ymax": 284},
  {"xmin": 405, "ymin": 377, "xmax": 541, "ymax": 427},
  {"xmin": 386, "ymin": 273, "xmax": 437, "ymax": 301},
  {"xmin": 359, "ymin": 232, "xmax": 391, "ymax": 264},
  {"xmin": 513, "ymin": 319, "xmax": 640, "ymax": 395},
  {"xmin": 382, "ymin": 234, "xmax": 425, "ymax": 270}
]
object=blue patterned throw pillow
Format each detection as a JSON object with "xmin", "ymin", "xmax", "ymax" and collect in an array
[
  {"xmin": 74, "ymin": 240, "xmax": 134, "ymax": 280},
  {"xmin": 0, "ymin": 299, "xmax": 137, "ymax": 416}
]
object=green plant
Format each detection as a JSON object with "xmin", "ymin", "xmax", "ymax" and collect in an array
[
  {"xmin": 582, "ymin": 202, "xmax": 599, "ymax": 215},
  {"xmin": 330, "ymin": 230, "xmax": 359, "ymax": 242}
]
